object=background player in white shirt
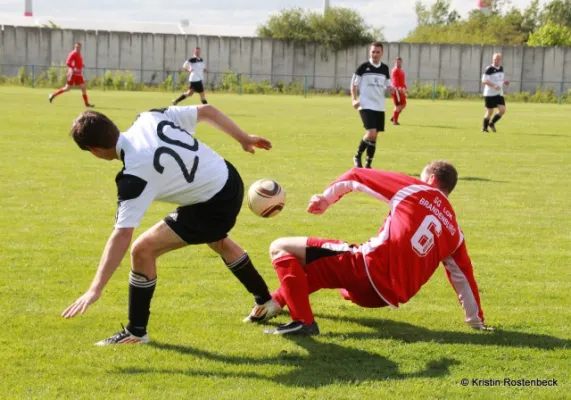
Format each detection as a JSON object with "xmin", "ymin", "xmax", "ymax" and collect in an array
[
  {"xmin": 350, "ymin": 42, "xmax": 395, "ymax": 169},
  {"xmin": 173, "ymin": 47, "xmax": 209, "ymax": 105},
  {"xmin": 62, "ymin": 104, "xmax": 281, "ymax": 345},
  {"xmin": 481, "ymin": 53, "xmax": 510, "ymax": 132}
]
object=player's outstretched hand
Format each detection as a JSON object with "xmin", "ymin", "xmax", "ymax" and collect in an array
[
  {"xmin": 352, "ymin": 99, "xmax": 360, "ymax": 110},
  {"xmin": 504, "ymin": 80, "xmax": 510, "ymax": 87},
  {"xmin": 242, "ymin": 135, "xmax": 272, "ymax": 154},
  {"xmin": 473, "ymin": 324, "xmax": 495, "ymax": 332},
  {"xmin": 307, "ymin": 194, "xmax": 330, "ymax": 215},
  {"xmin": 61, "ymin": 289, "xmax": 101, "ymax": 319}
]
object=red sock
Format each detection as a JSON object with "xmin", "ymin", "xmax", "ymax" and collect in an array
[
  {"xmin": 52, "ymin": 88, "xmax": 65, "ymax": 98},
  {"xmin": 393, "ymin": 110, "xmax": 400, "ymax": 123},
  {"xmin": 82, "ymin": 93, "xmax": 89, "ymax": 106},
  {"xmin": 272, "ymin": 255, "xmax": 314, "ymax": 324},
  {"xmin": 271, "ymin": 288, "xmax": 287, "ymax": 308}
]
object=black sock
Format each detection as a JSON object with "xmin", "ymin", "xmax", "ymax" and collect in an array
[
  {"xmin": 483, "ymin": 118, "xmax": 490, "ymax": 130},
  {"xmin": 174, "ymin": 94, "xmax": 187, "ymax": 104},
  {"xmin": 201, "ymin": 99, "xmax": 208, "ymax": 104},
  {"xmin": 365, "ymin": 140, "xmax": 376, "ymax": 167},
  {"xmin": 126, "ymin": 271, "xmax": 156, "ymax": 337},
  {"xmin": 491, "ymin": 114, "xmax": 502, "ymax": 125},
  {"xmin": 355, "ymin": 139, "xmax": 368, "ymax": 158},
  {"xmin": 225, "ymin": 253, "xmax": 271, "ymax": 305}
]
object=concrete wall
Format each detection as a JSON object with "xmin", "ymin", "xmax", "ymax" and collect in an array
[{"xmin": 1, "ymin": 25, "xmax": 570, "ymax": 92}]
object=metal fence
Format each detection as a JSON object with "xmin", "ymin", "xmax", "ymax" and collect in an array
[{"xmin": 1, "ymin": 63, "xmax": 570, "ymax": 104}]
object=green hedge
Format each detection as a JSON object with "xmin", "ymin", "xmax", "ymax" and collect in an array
[{"xmin": 1, "ymin": 66, "xmax": 569, "ymax": 103}]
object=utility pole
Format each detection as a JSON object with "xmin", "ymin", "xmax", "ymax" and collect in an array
[
  {"xmin": 324, "ymin": 0, "xmax": 330, "ymax": 13},
  {"xmin": 24, "ymin": 0, "xmax": 33, "ymax": 16}
]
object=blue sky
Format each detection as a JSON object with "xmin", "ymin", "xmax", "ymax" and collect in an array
[{"xmin": 0, "ymin": 0, "xmax": 547, "ymax": 41}]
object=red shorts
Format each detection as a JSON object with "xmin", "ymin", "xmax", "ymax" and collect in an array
[
  {"xmin": 305, "ymin": 237, "xmax": 388, "ymax": 308},
  {"xmin": 392, "ymin": 91, "xmax": 407, "ymax": 106},
  {"xmin": 67, "ymin": 74, "xmax": 85, "ymax": 86}
]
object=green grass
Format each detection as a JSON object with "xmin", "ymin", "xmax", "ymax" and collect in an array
[{"xmin": 0, "ymin": 87, "xmax": 569, "ymax": 399}]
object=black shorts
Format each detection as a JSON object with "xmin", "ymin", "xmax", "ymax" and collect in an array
[
  {"xmin": 189, "ymin": 80, "xmax": 205, "ymax": 93},
  {"xmin": 359, "ymin": 109, "xmax": 385, "ymax": 132},
  {"xmin": 163, "ymin": 161, "xmax": 243, "ymax": 244},
  {"xmin": 484, "ymin": 95, "xmax": 505, "ymax": 109}
]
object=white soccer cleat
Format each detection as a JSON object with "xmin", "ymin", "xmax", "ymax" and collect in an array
[
  {"xmin": 95, "ymin": 326, "xmax": 150, "ymax": 346},
  {"xmin": 243, "ymin": 298, "xmax": 282, "ymax": 323}
]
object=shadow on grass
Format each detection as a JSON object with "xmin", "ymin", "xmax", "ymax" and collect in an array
[
  {"xmin": 407, "ymin": 124, "xmax": 459, "ymax": 130},
  {"xmin": 501, "ymin": 132, "xmax": 567, "ymax": 138},
  {"xmin": 114, "ymin": 337, "xmax": 459, "ymax": 387},
  {"xmin": 316, "ymin": 314, "xmax": 570, "ymax": 350}
]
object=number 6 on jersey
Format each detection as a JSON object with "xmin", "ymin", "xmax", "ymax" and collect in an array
[{"xmin": 411, "ymin": 215, "xmax": 442, "ymax": 257}]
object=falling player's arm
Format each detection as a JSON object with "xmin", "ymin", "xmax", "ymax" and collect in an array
[
  {"xmin": 66, "ymin": 51, "xmax": 76, "ymax": 76},
  {"xmin": 442, "ymin": 240, "xmax": 493, "ymax": 331},
  {"xmin": 308, "ymin": 168, "xmax": 414, "ymax": 214},
  {"xmin": 62, "ymin": 175, "xmax": 155, "ymax": 319},
  {"xmin": 163, "ymin": 105, "xmax": 271, "ymax": 153}
]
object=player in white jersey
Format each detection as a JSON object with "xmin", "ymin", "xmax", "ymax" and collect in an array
[
  {"xmin": 481, "ymin": 53, "xmax": 510, "ymax": 133},
  {"xmin": 173, "ymin": 47, "xmax": 209, "ymax": 105},
  {"xmin": 351, "ymin": 41, "xmax": 395, "ymax": 169},
  {"xmin": 62, "ymin": 105, "xmax": 282, "ymax": 345}
]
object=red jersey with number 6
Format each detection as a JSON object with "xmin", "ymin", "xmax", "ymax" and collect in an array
[{"xmin": 322, "ymin": 168, "xmax": 485, "ymax": 328}]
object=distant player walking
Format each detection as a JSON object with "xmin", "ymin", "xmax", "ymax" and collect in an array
[
  {"xmin": 390, "ymin": 57, "xmax": 407, "ymax": 126},
  {"xmin": 481, "ymin": 53, "xmax": 510, "ymax": 132},
  {"xmin": 49, "ymin": 43, "xmax": 94, "ymax": 107},
  {"xmin": 351, "ymin": 42, "xmax": 394, "ymax": 169},
  {"xmin": 173, "ymin": 47, "xmax": 209, "ymax": 105}
]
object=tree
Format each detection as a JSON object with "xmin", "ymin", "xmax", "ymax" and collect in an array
[
  {"xmin": 414, "ymin": 1, "xmax": 430, "ymax": 26},
  {"xmin": 257, "ymin": 7, "xmax": 380, "ymax": 51},
  {"xmin": 540, "ymin": 0, "xmax": 571, "ymax": 27},
  {"xmin": 522, "ymin": 0, "xmax": 541, "ymax": 35},
  {"xmin": 527, "ymin": 20, "xmax": 571, "ymax": 46}
]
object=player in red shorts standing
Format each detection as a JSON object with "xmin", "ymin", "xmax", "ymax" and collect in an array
[
  {"xmin": 246, "ymin": 161, "xmax": 493, "ymax": 335},
  {"xmin": 390, "ymin": 57, "xmax": 407, "ymax": 125},
  {"xmin": 49, "ymin": 43, "xmax": 94, "ymax": 107}
]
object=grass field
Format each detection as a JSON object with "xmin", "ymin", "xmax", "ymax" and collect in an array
[{"xmin": 0, "ymin": 86, "xmax": 570, "ymax": 399}]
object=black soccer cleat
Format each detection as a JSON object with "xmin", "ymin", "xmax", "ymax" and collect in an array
[
  {"xmin": 48, "ymin": 94, "xmax": 54, "ymax": 103},
  {"xmin": 86, "ymin": 103, "xmax": 95, "ymax": 108},
  {"xmin": 264, "ymin": 321, "xmax": 320, "ymax": 336},
  {"xmin": 353, "ymin": 156, "xmax": 363, "ymax": 168},
  {"xmin": 481, "ymin": 128, "xmax": 489, "ymax": 133},
  {"xmin": 489, "ymin": 124, "xmax": 496, "ymax": 133}
]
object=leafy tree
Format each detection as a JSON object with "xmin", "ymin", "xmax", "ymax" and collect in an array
[
  {"xmin": 257, "ymin": 7, "xmax": 382, "ymax": 51},
  {"xmin": 540, "ymin": 0, "xmax": 571, "ymax": 27},
  {"xmin": 527, "ymin": 20, "xmax": 571, "ymax": 46}
]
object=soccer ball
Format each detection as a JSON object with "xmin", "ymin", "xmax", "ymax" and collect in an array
[{"xmin": 247, "ymin": 179, "xmax": 285, "ymax": 218}]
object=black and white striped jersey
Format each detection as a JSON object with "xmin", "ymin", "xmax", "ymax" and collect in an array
[
  {"xmin": 351, "ymin": 60, "xmax": 392, "ymax": 112},
  {"xmin": 114, "ymin": 106, "xmax": 228, "ymax": 228},
  {"xmin": 482, "ymin": 65, "xmax": 505, "ymax": 97},
  {"xmin": 183, "ymin": 57, "xmax": 206, "ymax": 82}
]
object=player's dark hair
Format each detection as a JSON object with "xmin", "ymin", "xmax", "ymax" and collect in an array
[
  {"xmin": 70, "ymin": 111, "xmax": 120, "ymax": 151},
  {"xmin": 371, "ymin": 41, "xmax": 384, "ymax": 50},
  {"xmin": 75, "ymin": 42, "xmax": 82, "ymax": 46},
  {"xmin": 425, "ymin": 160, "xmax": 458, "ymax": 194},
  {"xmin": 396, "ymin": 56, "xmax": 402, "ymax": 61}
]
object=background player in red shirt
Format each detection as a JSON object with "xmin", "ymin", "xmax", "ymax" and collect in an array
[
  {"xmin": 250, "ymin": 161, "xmax": 493, "ymax": 335},
  {"xmin": 390, "ymin": 57, "xmax": 407, "ymax": 125},
  {"xmin": 49, "ymin": 43, "xmax": 94, "ymax": 107}
]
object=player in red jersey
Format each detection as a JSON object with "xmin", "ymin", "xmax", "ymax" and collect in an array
[
  {"xmin": 249, "ymin": 161, "xmax": 493, "ymax": 335},
  {"xmin": 390, "ymin": 57, "xmax": 407, "ymax": 125},
  {"xmin": 49, "ymin": 43, "xmax": 94, "ymax": 107}
]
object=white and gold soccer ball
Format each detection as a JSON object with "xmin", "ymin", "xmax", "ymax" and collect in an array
[{"xmin": 247, "ymin": 179, "xmax": 285, "ymax": 218}]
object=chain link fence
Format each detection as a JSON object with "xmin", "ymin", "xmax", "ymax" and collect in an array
[{"xmin": 1, "ymin": 63, "xmax": 570, "ymax": 104}]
